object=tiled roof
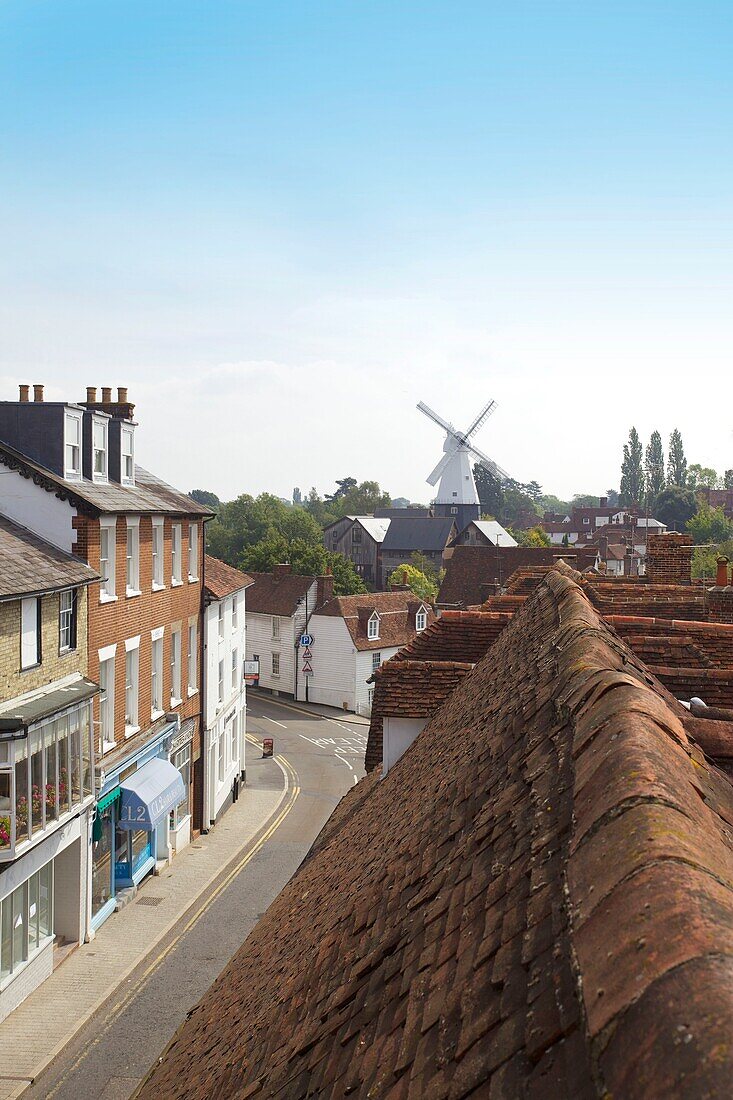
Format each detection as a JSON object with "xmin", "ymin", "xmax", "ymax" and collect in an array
[
  {"xmin": 438, "ymin": 545, "xmax": 599, "ymax": 606},
  {"xmin": 315, "ymin": 592, "xmax": 435, "ymax": 651},
  {"xmin": 0, "ymin": 439, "xmax": 211, "ymax": 517},
  {"xmin": 0, "ymin": 514, "xmax": 99, "ymax": 598},
  {"xmin": 381, "ymin": 515, "xmax": 456, "ymax": 553},
  {"xmin": 245, "ymin": 571, "xmax": 316, "ymax": 617},
  {"xmin": 204, "ymin": 555, "xmax": 253, "ymax": 600},
  {"xmin": 140, "ymin": 561, "xmax": 733, "ymax": 1099}
]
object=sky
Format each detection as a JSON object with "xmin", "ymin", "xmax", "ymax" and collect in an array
[{"xmin": 1, "ymin": 1, "xmax": 731, "ymax": 504}]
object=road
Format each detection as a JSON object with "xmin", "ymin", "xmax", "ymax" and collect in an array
[{"xmin": 25, "ymin": 696, "xmax": 367, "ymax": 1100}]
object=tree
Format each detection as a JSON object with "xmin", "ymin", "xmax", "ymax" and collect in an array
[
  {"xmin": 644, "ymin": 432, "xmax": 665, "ymax": 498},
  {"xmin": 537, "ymin": 493, "xmax": 571, "ymax": 515},
  {"xmin": 189, "ymin": 488, "xmax": 220, "ymax": 511},
  {"xmin": 410, "ymin": 551, "xmax": 440, "ymax": 582},
  {"xmin": 241, "ymin": 536, "xmax": 366, "ymax": 595},
  {"xmin": 292, "ymin": 487, "xmax": 302, "ymax": 505},
  {"xmin": 692, "ymin": 540, "xmax": 733, "ymax": 580},
  {"xmin": 605, "ymin": 489, "xmax": 620, "ymax": 508},
  {"xmin": 387, "ymin": 564, "xmax": 437, "ymax": 602},
  {"xmin": 687, "ymin": 464, "xmax": 720, "ymax": 490},
  {"xmin": 511, "ymin": 525, "xmax": 551, "ymax": 547},
  {"xmin": 571, "ymin": 493, "xmax": 603, "ymax": 509},
  {"xmin": 620, "ymin": 427, "xmax": 645, "ymax": 506},
  {"xmin": 654, "ymin": 486, "xmax": 697, "ymax": 530},
  {"xmin": 473, "ymin": 465, "xmax": 505, "ymax": 519},
  {"xmin": 687, "ymin": 505, "xmax": 733, "ymax": 544},
  {"xmin": 667, "ymin": 429, "xmax": 687, "ymax": 487},
  {"xmin": 325, "ymin": 477, "xmax": 357, "ymax": 502},
  {"xmin": 725, "ymin": 470, "xmax": 733, "ymax": 489},
  {"xmin": 338, "ymin": 480, "xmax": 391, "ymax": 516}
]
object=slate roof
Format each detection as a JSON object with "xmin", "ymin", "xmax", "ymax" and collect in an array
[
  {"xmin": 204, "ymin": 555, "xmax": 254, "ymax": 600},
  {"xmin": 140, "ymin": 562, "xmax": 733, "ymax": 1099},
  {"xmin": 315, "ymin": 592, "xmax": 435, "ymax": 651},
  {"xmin": 0, "ymin": 514, "xmax": 99, "ymax": 599},
  {"xmin": 438, "ymin": 545, "xmax": 600, "ymax": 606},
  {"xmin": 245, "ymin": 571, "xmax": 317, "ymax": 617},
  {"xmin": 0, "ymin": 438, "xmax": 211, "ymax": 517},
  {"xmin": 382, "ymin": 515, "xmax": 456, "ymax": 553}
]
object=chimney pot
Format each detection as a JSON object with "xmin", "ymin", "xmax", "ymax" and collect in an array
[
  {"xmin": 117, "ymin": 386, "xmax": 128, "ymax": 403},
  {"xmin": 101, "ymin": 387, "xmax": 112, "ymax": 404},
  {"xmin": 33, "ymin": 384, "xmax": 44, "ymax": 403},
  {"xmin": 19, "ymin": 384, "xmax": 30, "ymax": 402},
  {"xmin": 86, "ymin": 387, "xmax": 97, "ymax": 403},
  {"xmin": 716, "ymin": 556, "xmax": 729, "ymax": 588}
]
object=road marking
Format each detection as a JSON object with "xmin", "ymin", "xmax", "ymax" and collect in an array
[
  {"xmin": 353, "ymin": 775, "xmax": 358, "ymax": 785},
  {"xmin": 44, "ymin": 742, "xmax": 300, "ymax": 1098},
  {"xmin": 262, "ymin": 715, "xmax": 287, "ymax": 729}
]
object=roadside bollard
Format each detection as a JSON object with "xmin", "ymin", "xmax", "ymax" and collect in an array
[{"xmin": 262, "ymin": 738, "xmax": 274, "ymax": 758}]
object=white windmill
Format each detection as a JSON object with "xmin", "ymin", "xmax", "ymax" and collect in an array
[{"xmin": 417, "ymin": 399, "xmax": 509, "ymax": 530}]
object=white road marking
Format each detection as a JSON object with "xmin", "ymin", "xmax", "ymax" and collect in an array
[
  {"xmin": 262, "ymin": 715, "xmax": 287, "ymax": 729},
  {"xmin": 353, "ymin": 775, "xmax": 358, "ymax": 785}
]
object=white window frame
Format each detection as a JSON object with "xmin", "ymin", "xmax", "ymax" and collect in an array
[
  {"xmin": 171, "ymin": 524, "xmax": 183, "ymax": 586},
  {"xmin": 217, "ymin": 658, "xmax": 225, "ymax": 704},
  {"xmin": 416, "ymin": 606, "xmax": 428, "ymax": 632},
  {"xmin": 151, "ymin": 628, "xmax": 164, "ymax": 718},
  {"xmin": 188, "ymin": 523, "xmax": 199, "ymax": 582},
  {"xmin": 230, "ymin": 713, "xmax": 238, "ymax": 769},
  {"xmin": 272, "ymin": 615, "xmax": 280, "ymax": 641},
  {"xmin": 64, "ymin": 411, "xmax": 82, "ymax": 480},
  {"xmin": 232, "ymin": 595, "xmax": 238, "ymax": 631},
  {"xmin": 218, "ymin": 601, "xmax": 225, "ymax": 640},
  {"xmin": 92, "ymin": 416, "xmax": 108, "ymax": 481},
  {"xmin": 372, "ymin": 651, "xmax": 381, "ymax": 673},
  {"xmin": 151, "ymin": 517, "xmax": 165, "ymax": 590},
  {"xmin": 231, "ymin": 647, "xmax": 238, "ymax": 693},
  {"xmin": 271, "ymin": 652, "xmax": 280, "ymax": 678},
  {"xmin": 59, "ymin": 588, "xmax": 76, "ymax": 652},
  {"xmin": 187, "ymin": 619, "xmax": 198, "ymax": 696},
  {"xmin": 20, "ymin": 597, "xmax": 41, "ymax": 670},
  {"xmin": 367, "ymin": 613, "xmax": 380, "ymax": 641},
  {"xmin": 170, "ymin": 627, "xmax": 182, "ymax": 706},
  {"xmin": 99, "ymin": 517, "xmax": 117, "ymax": 601},
  {"xmin": 124, "ymin": 636, "xmax": 140, "ymax": 735},
  {"xmin": 125, "ymin": 517, "xmax": 140, "ymax": 596},
  {"xmin": 98, "ymin": 644, "xmax": 116, "ymax": 751},
  {"xmin": 121, "ymin": 427, "xmax": 135, "ymax": 486}
]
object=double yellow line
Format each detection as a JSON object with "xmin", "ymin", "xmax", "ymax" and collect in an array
[{"xmin": 47, "ymin": 744, "xmax": 300, "ymax": 1098}]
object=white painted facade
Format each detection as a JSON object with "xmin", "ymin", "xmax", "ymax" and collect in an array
[
  {"xmin": 295, "ymin": 613, "xmax": 401, "ymax": 716},
  {"xmin": 203, "ymin": 587, "xmax": 247, "ymax": 826},
  {"xmin": 0, "ymin": 467, "xmax": 77, "ymax": 551},
  {"xmin": 383, "ymin": 716, "xmax": 428, "ymax": 775},
  {"xmin": 246, "ymin": 580, "xmax": 318, "ymax": 698}
]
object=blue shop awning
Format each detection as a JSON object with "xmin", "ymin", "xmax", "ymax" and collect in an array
[{"xmin": 118, "ymin": 758, "xmax": 185, "ymax": 831}]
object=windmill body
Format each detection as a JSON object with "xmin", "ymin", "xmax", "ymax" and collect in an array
[{"xmin": 417, "ymin": 399, "xmax": 509, "ymax": 533}]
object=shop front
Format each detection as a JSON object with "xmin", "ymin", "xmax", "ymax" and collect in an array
[{"xmin": 91, "ymin": 723, "xmax": 185, "ymax": 930}]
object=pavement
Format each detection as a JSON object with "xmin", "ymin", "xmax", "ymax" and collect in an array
[{"xmin": 2, "ymin": 695, "xmax": 367, "ymax": 1100}]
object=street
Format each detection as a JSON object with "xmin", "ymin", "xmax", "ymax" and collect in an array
[{"xmin": 23, "ymin": 696, "xmax": 367, "ymax": 1100}]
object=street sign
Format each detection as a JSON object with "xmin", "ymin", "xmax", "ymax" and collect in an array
[
  {"xmin": 302, "ymin": 647, "xmax": 313, "ymax": 660},
  {"xmin": 244, "ymin": 660, "xmax": 259, "ymax": 676},
  {"xmin": 302, "ymin": 660, "xmax": 313, "ymax": 675},
  {"xmin": 300, "ymin": 634, "xmax": 313, "ymax": 647}
]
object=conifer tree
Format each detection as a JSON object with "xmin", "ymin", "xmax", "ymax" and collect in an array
[
  {"xmin": 619, "ymin": 427, "xmax": 645, "ymax": 506},
  {"xmin": 667, "ymin": 428, "xmax": 688, "ymax": 487},
  {"xmin": 644, "ymin": 431, "xmax": 665, "ymax": 498}
]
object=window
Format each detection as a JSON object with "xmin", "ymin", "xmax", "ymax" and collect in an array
[
  {"xmin": 450, "ymin": 506, "xmax": 458, "ymax": 515},
  {"xmin": 64, "ymin": 413, "xmax": 81, "ymax": 478},
  {"xmin": 367, "ymin": 613, "xmax": 380, "ymax": 641},
  {"xmin": 92, "ymin": 419, "xmax": 107, "ymax": 478},
  {"xmin": 271, "ymin": 652, "xmax": 280, "ymax": 677},
  {"xmin": 416, "ymin": 607, "xmax": 427, "ymax": 632},
  {"xmin": 218, "ymin": 602, "xmax": 225, "ymax": 640},
  {"xmin": 20, "ymin": 598, "xmax": 41, "ymax": 670},
  {"xmin": 187, "ymin": 621, "xmax": 197, "ymax": 694},
  {"xmin": 151, "ymin": 518, "xmax": 164, "ymax": 589},
  {"xmin": 231, "ymin": 596, "xmax": 238, "ymax": 631},
  {"xmin": 124, "ymin": 640, "xmax": 140, "ymax": 732},
  {"xmin": 583, "ymin": 517, "xmax": 590, "ymax": 525},
  {"xmin": 121, "ymin": 427, "xmax": 134, "ymax": 485},
  {"xmin": 98, "ymin": 650, "xmax": 116, "ymax": 750},
  {"xmin": 125, "ymin": 518, "xmax": 140, "ymax": 595},
  {"xmin": 170, "ymin": 628, "xmax": 182, "ymax": 705},
  {"xmin": 171, "ymin": 524, "xmax": 182, "ymax": 584},
  {"xmin": 59, "ymin": 589, "xmax": 77, "ymax": 652},
  {"xmin": 151, "ymin": 632, "xmax": 164, "ymax": 717},
  {"xmin": 0, "ymin": 864, "xmax": 53, "ymax": 984},
  {"xmin": 351, "ymin": 526, "xmax": 362, "ymax": 544},
  {"xmin": 372, "ymin": 651, "xmax": 381, "ymax": 673},
  {"xmin": 188, "ymin": 524, "xmax": 198, "ymax": 581},
  {"xmin": 230, "ymin": 713, "xmax": 238, "ymax": 768},
  {"xmin": 272, "ymin": 616, "xmax": 280, "ymax": 640},
  {"xmin": 231, "ymin": 647, "xmax": 238, "ymax": 692},
  {"xmin": 170, "ymin": 744, "xmax": 190, "ymax": 828},
  {"xmin": 217, "ymin": 735, "xmax": 225, "ymax": 783},
  {"xmin": 218, "ymin": 659, "xmax": 224, "ymax": 704},
  {"xmin": 99, "ymin": 518, "xmax": 116, "ymax": 600}
]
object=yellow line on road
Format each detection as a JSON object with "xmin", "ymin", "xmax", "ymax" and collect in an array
[{"xmin": 44, "ymin": 746, "xmax": 300, "ymax": 1099}]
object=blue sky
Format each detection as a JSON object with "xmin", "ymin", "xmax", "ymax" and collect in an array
[{"xmin": 1, "ymin": 2, "xmax": 731, "ymax": 502}]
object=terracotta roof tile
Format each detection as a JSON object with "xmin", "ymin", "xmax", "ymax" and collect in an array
[
  {"xmin": 137, "ymin": 561, "xmax": 733, "ymax": 1098},
  {"xmin": 203, "ymin": 554, "xmax": 253, "ymax": 600},
  {"xmin": 438, "ymin": 545, "xmax": 599, "ymax": 607},
  {"xmin": 315, "ymin": 593, "xmax": 435, "ymax": 651},
  {"xmin": 245, "ymin": 571, "xmax": 317, "ymax": 616}
]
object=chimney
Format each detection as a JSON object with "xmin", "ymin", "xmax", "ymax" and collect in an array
[
  {"xmin": 86, "ymin": 386, "xmax": 97, "ymax": 404},
  {"xmin": 117, "ymin": 386, "xmax": 128, "ymax": 404},
  {"xmin": 101, "ymin": 387, "xmax": 112, "ymax": 404},
  {"xmin": 273, "ymin": 563, "xmax": 292, "ymax": 579},
  {"xmin": 599, "ymin": 496, "xmax": 608, "ymax": 508},
  {"xmin": 33, "ymin": 383, "xmax": 44, "ymax": 403},
  {"xmin": 18, "ymin": 384, "xmax": 29, "ymax": 402},
  {"xmin": 716, "ymin": 557, "xmax": 730, "ymax": 588},
  {"xmin": 316, "ymin": 572, "xmax": 334, "ymax": 607}
]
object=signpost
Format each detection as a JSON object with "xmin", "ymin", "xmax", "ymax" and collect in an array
[
  {"xmin": 244, "ymin": 659, "xmax": 259, "ymax": 686},
  {"xmin": 300, "ymin": 634, "xmax": 313, "ymax": 647}
]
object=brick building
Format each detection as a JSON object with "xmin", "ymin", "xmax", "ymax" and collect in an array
[
  {"xmin": 0, "ymin": 515, "xmax": 98, "ymax": 1021},
  {"xmin": 0, "ymin": 385, "xmax": 211, "ymax": 931}
]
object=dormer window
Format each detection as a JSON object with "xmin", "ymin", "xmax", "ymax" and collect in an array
[
  {"xmin": 367, "ymin": 612, "xmax": 380, "ymax": 640},
  {"xmin": 121, "ymin": 427, "xmax": 135, "ymax": 485},
  {"xmin": 92, "ymin": 418, "xmax": 107, "ymax": 479},
  {"xmin": 64, "ymin": 413, "xmax": 82, "ymax": 479},
  {"xmin": 416, "ymin": 606, "xmax": 428, "ymax": 632}
]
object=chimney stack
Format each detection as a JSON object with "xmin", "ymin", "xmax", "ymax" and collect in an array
[
  {"xmin": 716, "ymin": 557, "xmax": 730, "ymax": 588},
  {"xmin": 101, "ymin": 387, "xmax": 112, "ymax": 404},
  {"xmin": 117, "ymin": 386, "xmax": 128, "ymax": 404},
  {"xmin": 33, "ymin": 384, "xmax": 44, "ymax": 403},
  {"xmin": 273, "ymin": 563, "xmax": 292, "ymax": 578},
  {"xmin": 86, "ymin": 386, "xmax": 97, "ymax": 403},
  {"xmin": 18, "ymin": 384, "xmax": 29, "ymax": 402},
  {"xmin": 599, "ymin": 496, "xmax": 608, "ymax": 508}
]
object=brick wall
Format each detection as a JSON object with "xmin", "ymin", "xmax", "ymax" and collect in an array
[
  {"xmin": 75, "ymin": 514, "xmax": 204, "ymax": 827},
  {"xmin": 706, "ymin": 588, "xmax": 733, "ymax": 624},
  {"xmin": 0, "ymin": 588, "xmax": 89, "ymax": 700},
  {"xmin": 645, "ymin": 533, "xmax": 693, "ymax": 585}
]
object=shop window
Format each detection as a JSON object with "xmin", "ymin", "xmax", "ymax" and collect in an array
[
  {"xmin": 20, "ymin": 597, "xmax": 41, "ymax": 670},
  {"xmin": 92, "ymin": 802, "xmax": 115, "ymax": 916},
  {"xmin": 0, "ymin": 863, "xmax": 53, "ymax": 985},
  {"xmin": 59, "ymin": 588, "xmax": 77, "ymax": 653},
  {"xmin": 171, "ymin": 744, "xmax": 191, "ymax": 829}
]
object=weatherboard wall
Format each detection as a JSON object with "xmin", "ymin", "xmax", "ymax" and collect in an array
[{"xmin": 296, "ymin": 615, "xmax": 357, "ymax": 710}]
